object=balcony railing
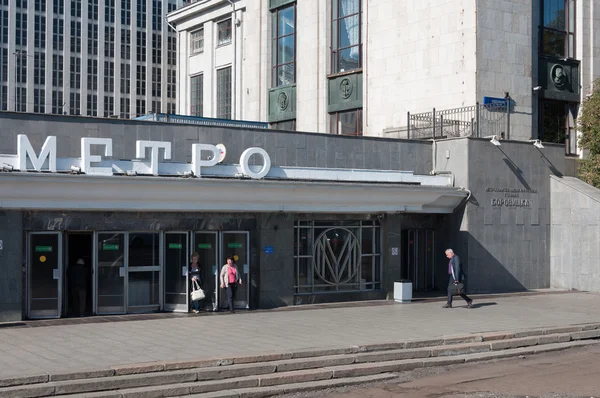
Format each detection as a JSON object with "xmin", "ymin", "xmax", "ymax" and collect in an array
[{"xmin": 407, "ymin": 103, "xmax": 509, "ymax": 140}]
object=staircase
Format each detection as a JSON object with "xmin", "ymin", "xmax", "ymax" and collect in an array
[{"xmin": 1, "ymin": 324, "xmax": 600, "ymax": 398}]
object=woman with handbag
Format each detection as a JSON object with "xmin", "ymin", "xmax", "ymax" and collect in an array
[
  {"xmin": 189, "ymin": 252, "xmax": 204, "ymax": 313},
  {"xmin": 220, "ymin": 255, "xmax": 242, "ymax": 313}
]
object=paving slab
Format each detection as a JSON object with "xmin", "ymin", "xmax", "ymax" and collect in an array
[{"xmin": 0, "ymin": 292, "xmax": 600, "ymax": 380}]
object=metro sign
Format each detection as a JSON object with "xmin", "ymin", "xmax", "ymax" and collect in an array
[{"xmin": 12, "ymin": 135, "xmax": 272, "ymax": 179}]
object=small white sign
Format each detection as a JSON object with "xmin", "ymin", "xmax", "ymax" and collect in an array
[
  {"xmin": 391, "ymin": 247, "xmax": 399, "ymax": 256},
  {"xmin": 243, "ymin": 264, "xmax": 249, "ymax": 274},
  {"xmin": 0, "ymin": 240, "xmax": 3, "ymax": 250}
]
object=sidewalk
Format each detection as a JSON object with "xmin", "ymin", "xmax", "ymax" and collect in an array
[{"xmin": 1, "ymin": 292, "xmax": 599, "ymax": 380}]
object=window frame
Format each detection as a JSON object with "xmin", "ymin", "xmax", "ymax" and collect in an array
[
  {"xmin": 217, "ymin": 18, "xmax": 232, "ymax": 47},
  {"xmin": 190, "ymin": 73, "xmax": 203, "ymax": 117},
  {"xmin": 330, "ymin": 0, "xmax": 362, "ymax": 74},
  {"xmin": 216, "ymin": 66, "xmax": 232, "ymax": 119},
  {"xmin": 330, "ymin": 108, "xmax": 363, "ymax": 136},
  {"xmin": 538, "ymin": 99, "xmax": 578, "ymax": 156},
  {"xmin": 271, "ymin": 3, "xmax": 296, "ymax": 88},
  {"xmin": 540, "ymin": 0, "xmax": 576, "ymax": 58},
  {"xmin": 190, "ymin": 28, "xmax": 204, "ymax": 55}
]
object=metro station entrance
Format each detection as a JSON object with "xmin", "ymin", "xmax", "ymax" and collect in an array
[
  {"xmin": 401, "ymin": 229, "xmax": 436, "ymax": 291},
  {"xmin": 27, "ymin": 230, "xmax": 250, "ymax": 319}
]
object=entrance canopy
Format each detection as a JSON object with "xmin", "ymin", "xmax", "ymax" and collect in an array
[{"xmin": 0, "ymin": 172, "xmax": 468, "ymax": 214}]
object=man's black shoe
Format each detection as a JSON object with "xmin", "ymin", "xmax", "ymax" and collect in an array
[{"xmin": 442, "ymin": 303, "xmax": 452, "ymax": 309}]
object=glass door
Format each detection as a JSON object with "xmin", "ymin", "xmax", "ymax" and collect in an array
[
  {"xmin": 95, "ymin": 232, "xmax": 126, "ymax": 314},
  {"xmin": 193, "ymin": 232, "xmax": 219, "ymax": 312},
  {"xmin": 127, "ymin": 232, "xmax": 161, "ymax": 313},
  {"xmin": 28, "ymin": 232, "xmax": 62, "ymax": 319},
  {"xmin": 220, "ymin": 231, "xmax": 250, "ymax": 309},
  {"xmin": 164, "ymin": 232, "xmax": 189, "ymax": 312}
]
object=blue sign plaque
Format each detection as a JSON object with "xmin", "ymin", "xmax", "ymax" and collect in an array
[
  {"xmin": 264, "ymin": 246, "xmax": 274, "ymax": 254},
  {"xmin": 483, "ymin": 96, "xmax": 508, "ymax": 108}
]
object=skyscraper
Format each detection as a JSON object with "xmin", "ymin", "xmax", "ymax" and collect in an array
[{"xmin": 0, "ymin": 0, "xmax": 185, "ymax": 118}]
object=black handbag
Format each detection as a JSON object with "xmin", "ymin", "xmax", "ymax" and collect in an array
[{"xmin": 448, "ymin": 283, "xmax": 465, "ymax": 296}]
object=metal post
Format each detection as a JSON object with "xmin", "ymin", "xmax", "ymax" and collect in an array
[
  {"xmin": 475, "ymin": 102, "xmax": 480, "ymax": 137},
  {"xmin": 440, "ymin": 114, "xmax": 443, "ymax": 138},
  {"xmin": 432, "ymin": 108, "xmax": 436, "ymax": 139},
  {"xmin": 407, "ymin": 111, "xmax": 410, "ymax": 139},
  {"xmin": 505, "ymin": 93, "xmax": 510, "ymax": 140}
]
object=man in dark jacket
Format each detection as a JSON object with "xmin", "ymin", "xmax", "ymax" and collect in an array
[{"xmin": 443, "ymin": 249, "xmax": 473, "ymax": 309}]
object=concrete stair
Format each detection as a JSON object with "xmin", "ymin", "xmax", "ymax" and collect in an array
[{"xmin": 1, "ymin": 324, "xmax": 600, "ymax": 398}]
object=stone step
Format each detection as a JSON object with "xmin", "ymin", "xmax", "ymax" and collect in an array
[
  {"xmin": 36, "ymin": 339, "xmax": 600, "ymax": 398},
  {"xmin": 2, "ymin": 326, "xmax": 600, "ymax": 397}
]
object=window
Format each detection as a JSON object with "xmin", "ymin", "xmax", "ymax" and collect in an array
[
  {"xmin": 190, "ymin": 29, "xmax": 204, "ymax": 54},
  {"xmin": 34, "ymin": 15, "xmax": 46, "ymax": 49},
  {"xmin": 136, "ymin": 0, "xmax": 146, "ymax": 28},
  {"xmin": 16, "ymin": 13, "xmax": 27, "ymax": 46},
  {"xmin": 121, "ymin": 63, "xmax": 131, "ymax": 94},
  {"xmin": 331, "ymin": 0, "xmax": 362, "ymax": 73},
  {"xmin": 53, "ymin": 0, "xmax": 64, "ymax": 15},
  {"xmin": 16, "ymin": 0, "xmax": 27, "ymax": 8},
  {"xmin": 539, "ymin": 100, "xmax": 578, "ymax": 155},
  {"xmin": 34, "ymin": 0, "xmax": 45, "ymax": 11},
  {"xmin": 270, "ymin": 120, "xmax": 296, "ymax": 131},
  {"xmin": 70, "ymin": 57, "xmax": 81, "ymax": 89},
  {"xmin": 52, "ymin": 55, "xmax": 63, "ymax": 87},
  {"xmin": 294, "ymin": 220, "xmax": 382, "ymax": 294},
  {"xmin": 136, "ymin": 65, "xmax": 146, "ymax": 95},
  {"xmin": 88, "ymin": 0, "xmax": 98, "ymax": 20},
  {"xmin": 152, "ymin": 0, "xmax": 162, "ymax": 30},
  {"xmin": 167, "ymin": 102, "xmax": 176, "ymax": 114},
  {"xmin": 217, "ymin": 67, "xmax": 232, "ymax": 119},
  {"xmin": 152, "ymin": 33, "xmax": 161, "ymax": 64},
  {"xmin": 69, "ymin": 92, "xmax": 80, "ymax": 115},
  {"xmin": 136, "ymin": 31, "xmax": 146, "ymax": 62},
  {"xmin": 151, "ymin": 67, "xmax": 161, "ymax": 97},
  {"xmin": 151, "ymin": 100, "xmax": 160, "ymax": 113},
  {"xmin": 330, "ymin": 109, "xmax": 362, "ymax": 135},
  {"xmin": 104, "ymin": 96, "xmax": 115, "ymax": 117},
  {"xmin": 70, "ymin": 21, "xmax": 81, "ymax": 53},
  {"xmin": 104, "ymin": 61, "xmax": 114, "ymax": 92},
  {"xmin": 120, "ymin": 97, "xmax": 130, "ymax": 118},
  {"xmin": 190, "ymin": 74, "xmax": 203, "ymax": 116},
  {"xmin": 167, "ymin": 36, "xmax": 177, "ymax": 65},
  {"xmin": 88, "ymin": 23, "xmax": 98, "ymax": 56},
  {"xmin": 541, "ymin": 0, "xmax": 575, "ymax": 58},
  {"xmin": 121, "ymin": 0, "xmax": 131, "ymax": 25},
  {"xmin": 52, "ymin": 90, "xmax": 63, "ymax": 114},
  {"xmin": 1, "ymin": 10, "xmax": 7, "ymax": 44},
  {"xmin": 16, "ymin": 53, "xmax": 26, "ymax": 84},
  {"xmin": 121, "ymin": 29, "xmax": 131, "ymax": 59},
  {"xmin": 87, "ymin": 59, "xmax": 98, "ymax": 91},
  {"xmin": 70, "ymin": 0, "xmax": 81, "ymax": 18},
  {"xmin": 34, "ymin": 88, "xmax": 45, "ymax": 113},
  {"xmin": 16, "ymin": 87, "xmax": 27, "ymax": 112},
  {"xmin": 34, "ymin": 53, "xmax": 45, "ymax": 85},
  {"xmin": 136, "ymin": 99, "xmax": 146, "ymax": 116},
  {"xmin": 53, "ymin": 18, "xmax": 64, "ymax": 51},
  {"xmin": 167, "ymin": 70, "xmax": 176, "ymax": 99},
  {"xmin": 87, "ymin": 94, "xmax": 98, "ymax": 116},
  {"xmin": 272, "ymin": 4, "xmax": 295, "ymax": 87},
  {"xmin": 105, "ymin": 0, "xmax": 115, "ymax": 23},
  {"xmin": 105, "ymin": 27, "xmax": 115, "ymax": 58},
  {"xmin": 217, "ymin": 19, "xmax": 232, "ymax": 46}
]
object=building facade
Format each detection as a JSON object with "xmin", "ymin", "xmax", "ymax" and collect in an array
[
  {"xmin": 168, "ymin": 0, "xmax": 600, "ymax": 155},
  {"xmin": 0, "ymin": 111, "xmax": 587, "ymax": 323},
  {"xmin": 0, "ymin": 0, "xmax": 184, "ymax": 118}
]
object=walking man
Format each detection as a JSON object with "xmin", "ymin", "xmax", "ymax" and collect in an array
[{"xmin": 443, "ymin": 249, "xmax": 473, "ymax": 309}]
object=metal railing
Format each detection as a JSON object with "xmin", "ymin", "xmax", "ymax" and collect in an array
[{"xmin": 407, "ymin": 103, "xmax": 509, "ymax": 140}]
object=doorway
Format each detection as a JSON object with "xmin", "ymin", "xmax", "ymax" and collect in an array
[
  {"xmin": 65, "ymin": 233, "xmax": 93, "ymax": 317},
  {"xmin": 401, "ymin": 229, "xmax": 436, "ymax": 291}
]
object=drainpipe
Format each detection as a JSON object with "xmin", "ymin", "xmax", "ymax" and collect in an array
[{"xmin": 228, "ymin": 0, "xmax": 237, "ymax": 120}]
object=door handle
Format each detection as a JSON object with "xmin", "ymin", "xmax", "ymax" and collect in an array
[{"xmin": 53, "ymin": 269, "xmax": 59, "ymax": 280}]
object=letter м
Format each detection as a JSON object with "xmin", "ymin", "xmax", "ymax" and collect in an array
[{"xmin": 17, "ymin": 134, "xmax": 57, "ymax": 172}]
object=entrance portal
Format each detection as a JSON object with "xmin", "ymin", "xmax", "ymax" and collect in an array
[
  {"xmin": 401, "ymin": 229, "xmax": 436, "ymax": 291},
  {"xmin": 65, "ymin": 233, "xmax": 93, "ymax": 317}
]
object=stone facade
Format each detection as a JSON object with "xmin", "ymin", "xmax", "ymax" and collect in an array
[
  {"xmin": 551, "ymin": 177, "xmax": 600, "ymax": 292},
  {"xmin": 168, "ymin": 0, "xmax": 600, "ymax": 153}
]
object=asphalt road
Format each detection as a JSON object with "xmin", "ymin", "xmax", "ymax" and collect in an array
[{"xmin": 280, "ymin": 344, "xmax": 600, "ymax": 398}]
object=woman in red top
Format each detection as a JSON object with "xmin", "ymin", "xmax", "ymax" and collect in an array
[{"xmin": 220, "ymin": 255, "xmax": 242, "ymax": 313}]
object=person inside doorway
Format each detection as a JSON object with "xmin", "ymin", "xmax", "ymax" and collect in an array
[
  {"xmin": 220, "ymin": 255, "xmax": 242, "ymax": 313},
  {"xmin": 189, "ymin": 252, "xmax": 202, "ymax": 314},
  {"xmin": 67, "ymin": 258, "xmax": 89, "ymax": 317},
  {"xmin": 443, "ymin": 249, "xmax": 473, "ymax": 309}
]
